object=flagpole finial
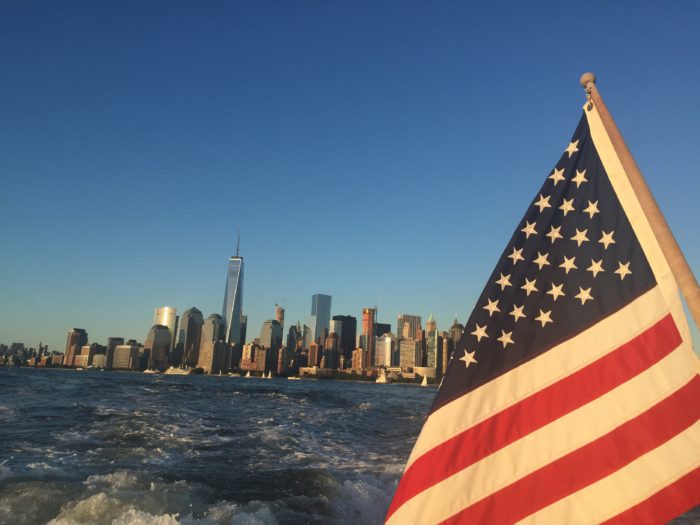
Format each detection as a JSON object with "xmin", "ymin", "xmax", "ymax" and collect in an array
[{"xmin": 579, "ymin": 72, "xmax": 596, "ymax": 91}]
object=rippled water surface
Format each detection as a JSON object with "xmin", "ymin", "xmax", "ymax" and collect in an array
[
  {"xmin": 3, "ymin": 368, "xmax": 698, "ymax": 525},
  {"xmin": 0, "ymin": 368, "xmax": 433, "ymax": 524}
]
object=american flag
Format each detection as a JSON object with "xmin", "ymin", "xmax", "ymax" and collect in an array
[{"xmin": 386, "ymin": 104, "xmax": 700, "ymax": 524}]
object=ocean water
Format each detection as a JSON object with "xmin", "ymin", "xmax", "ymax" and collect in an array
[
  {"xmin": 1, "ymin": 368, "xmax": 697, "ymax": 525},
  {"xmin": 0, "ymin": 368, "xmax": 431, "ymax": 525}
]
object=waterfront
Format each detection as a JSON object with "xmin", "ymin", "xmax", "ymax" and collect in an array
[{"xmin": 0, "ymin": 368, "xmax": 432, "ymax": 524}]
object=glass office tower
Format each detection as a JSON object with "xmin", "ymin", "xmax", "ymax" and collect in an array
[{"xmin": 222, "ymin": 255, "xmax": 244, "ymax": 346}]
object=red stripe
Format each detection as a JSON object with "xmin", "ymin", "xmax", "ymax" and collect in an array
[
  {"xmin": 440, "ymin": 376, "xmax": 700, "ymax": 525},
  {"xmin": 386, "ymin": 313, "xmax": 681, "ymax": 520},
  {"xmin": 601, "ymin": 467, "xmax": 700, "ymax": 525}
]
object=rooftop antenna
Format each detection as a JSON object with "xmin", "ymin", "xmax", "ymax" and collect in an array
[{"xmin": 235, "ymin": 230, "xmax": 240, "ymax": 257}]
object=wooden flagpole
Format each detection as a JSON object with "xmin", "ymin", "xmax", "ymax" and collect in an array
[{"xmin": 579, "ymin": 72, "xmax": 700, "ymax": 329}]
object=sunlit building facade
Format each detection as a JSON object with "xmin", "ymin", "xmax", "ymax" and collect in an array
[
  {"xmin": 64, "ymin": 328, "xmax": 88, "ymax": 367},
  {"xmin": 154, "ymin": 307, "xmax": 177, "ymax": 351}
]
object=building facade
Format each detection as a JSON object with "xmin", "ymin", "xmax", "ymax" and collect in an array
[
  {"xmin": 375, "ymin": 332, "xmax": 397, "ymax": 367},
  {"xmin": 397, "ymin": 314, "xmax": 422, "ymax": 340},
  {"xmin": 154, "ymin": 306, "xmax": 178, "ymax": 351},
  {"xmin": 145, "ymin": 325, "xmax": 171, "ymax": 370},
  {"xmin": 362, "ymin": 308, "xmax": 376, "ymax": 367},
  {"xmin": 399, "ymin": 338, "xmax": 421, "ymax": 369},
  {"xmin": 222, "ymin": 253, "xmax": 244, "ymax": 346},
  {"xmin": 306, "ymin": 293, "xmax": 331, "ymax": 346},
  {"xmin": 177, "ymin": 307, "xmax": 204, "ymax": 368},
  {"xmin": 64, "ymin": 328, "xmax": 88, "ymax": 367},
  {"xmin": 332, "ymin": 315, "xmax": 357, "ymax": 362},
  {"xmin": 113, "ymin": 344, "xmax": 140, "ymax": 370}
]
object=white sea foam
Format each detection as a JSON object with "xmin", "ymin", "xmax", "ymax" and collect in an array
[
  {"xmin": 330, "ymin": 475, "xmax": 396, "ymax": 525},
  {"xmin": 25, "ymin": 462, "xmax": 66, "ymax": 476},
  {"xmin": 47, "ymin": 492, "xmax": 180, "ymax": 525},
  {"xmin": 86, "ymin": 470, "xmax": 139, "ymax": 490}
]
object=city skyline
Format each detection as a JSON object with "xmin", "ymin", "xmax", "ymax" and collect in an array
[{"xmin": 1, "ymin": 2, "xmax": 698, "ymax": 352}]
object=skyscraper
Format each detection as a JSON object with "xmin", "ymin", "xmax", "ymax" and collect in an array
[
  {"xmin": 145, "ymin": 325, "xmax": 171, "ymax": 370},
  {"xmin": 198, "ymin": 313, "xmax": 230, "ymax": 373},
  {"xmin": 260, "ymin": 320, "xmax": 283, "ymax": 353},
  {"xmin": 396, "ymin": 314, "xmax": 422, "ymax": 340},
  {"xmin": 449, "ymin": 318, "xmax": 465, "ymax": 345},
  {"xmin": 222, "ymin": 242, "xmax": 244, "ymax": 346},
  {"xmin": 177, "ymin": 307, "xmax": 204, "ymax": 368},
  {"xmin": 362, "ymin": 308, "xmax": 376, "ymax": 367},
  {"xmin": 64, "ymin": 328, "xmax": 88, "ymax": 367},
  {"xmin": 154, "ymin": 306, "xmax": 177, "ymax": 350},
  {"xmin": 240, "ymin": 314, "xmax": 247, "ymax": 346},
  {"xmin": 306, "ymin": 293, "xmax": 331, "ymax": 345},
  {"xmin": 287, "ymin": 322, "xmax": 302, "ymax": 353},
  {"xmin": 332, "ymin": 315, "xmax": 357, "ymax": 361},
  {"xmin": 275, "ymin": 305, "xmax": 285, "ymax": 332},
  {"xmin": 425, "ymin": 312, "xmax": 439, "ymax": 368},
  {"xmin": 106, "ymin": 337, "xmax": 124, "ymax": 369}
]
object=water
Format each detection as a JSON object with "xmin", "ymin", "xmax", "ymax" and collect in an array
[
  {"xmin": 0, "ymin": 368, "xmax": 432, "ymax": 524},
  {"xmin": 2, "ymin": 368, "xmax": 697, "ymax": 525}
]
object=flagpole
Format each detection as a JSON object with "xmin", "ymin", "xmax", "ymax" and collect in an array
[{"xmin": 579, "ymin": 72, "xmax": 700, "ymax": 329}]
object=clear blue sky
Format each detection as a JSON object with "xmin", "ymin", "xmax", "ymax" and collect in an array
[{"xmin": 1, "ymin": 1, "xmax": 698, "ymax": 352}]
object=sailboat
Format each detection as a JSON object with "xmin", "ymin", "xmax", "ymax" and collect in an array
[
  {"xmin": 421, "ymin": 375, "xmax": 428, "ymax": 387},
  {"xmin": 245, "ymin": 371, "xmax": 251, "ymax": 378}
]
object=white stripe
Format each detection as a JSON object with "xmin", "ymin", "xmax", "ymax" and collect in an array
[
  {"xmin": 585, "ymin": 104, "xmax": 695, "ymax": 353},
  {"xmin": 406, "ymin": 286, "xmax": 669, "ymax": 469},
  {"xmin": 387, "ymin": 347, "xmax": 697, "ymax": 525},
  {"xmin": 517, "ymin": 421, "xmax": 700, "ymax": 525}
]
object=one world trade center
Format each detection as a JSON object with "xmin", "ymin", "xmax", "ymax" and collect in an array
[{"xmin": 222, "ymin": 239, "xmax": 244, "ymax": 346}]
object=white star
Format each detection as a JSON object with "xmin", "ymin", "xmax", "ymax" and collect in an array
[
  {"xmin": 583, "ymin": 200, "xmax": 600, "ymax": 219},
  {"xmin": 534, "ymin": 194, "xmax": 552, "ymax": 213},
  {"xmin": 497, "ymin": 330, "xmax": 514, "ymax": 349},
  {"xmin": 483, "ymin": 298, "xmax": 500, "ymax": 317},
  {"xmin": 565, "ymin": 140, "xmax": 579, "ymax": 158},
  {"xmin": 559, "ymin": 255, "xmax": 578, "ymax": 274},
  {"xmin": 471, "ymin": 324, "xmax": 489, "ymax": 341},
  {"xmin": 549, "ymin": 167, "xmax": 565, "ymax": 185},
  {"xmin": 509, "ymin": 304, "xmax": 526, "ymax": 322},
  {"xmin": 575, "ymin": 286, "xmax": 594, "ymax": 305},
  {"xmin": 547, "ymin": 282, "xmax": 566, "ymax": 301},
  {"xmin": 508, "ymin": 247, "xmax": 524, "ymax": 264},
  {"xmin": 521, "ymin": 277, "xmax": 538, "ymax": 296},
  {"xmin": 532, "ymin": 251, "xmax": 551, "ymax": 270},
  {"xmin": 571, "ymin": 228, "xmax": 590, "ymax": 247},
  {"xmin": 559, "ymin": 198, "xmax": 575, "ymax": 216},
  {"xmin": 459, "ymin": 349, "xmax": 478, "ymax": 369},
  {"xmin": 615, "ymin": 261, "xmax": 632, "ymax": 280},
  {"xmin": 587, "ymin": 259, "xmax": 604, "ymax": 278},
  {"xmin": 521, "ymin": 221, "xmax": 538, "ymax": 239},
  {"xmin": 599, "ymin": 230, "xmax": 616, "ymax": 250},
  {"xmin": 535, "ymin": 309, "xmax": 554, "ymax": 327},
  {"xmin": 571, "ymin": 169, "xmax": 588, "ymax": 188},
  {"xmin": 545, "ymin": 225, "xmax": 563, "ymax": 244},
  {"xmin": 495, "ymin": 273, "xmax": 512, "ymax": 290}
]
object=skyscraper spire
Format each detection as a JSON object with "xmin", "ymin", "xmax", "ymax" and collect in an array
[{"xmin": 235, "ymin": 230, "xmax": 240, "ymax": 257}]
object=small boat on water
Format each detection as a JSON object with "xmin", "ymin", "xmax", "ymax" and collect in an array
[
  {"xmin": 263, "ymin": 371, "xmax": 272, "ymax": 379},
  {"xmin": 164, "ymin": 366, "xmax": 190, "ymax": 375},
  {"xmin": 287, "ymin": 376, "xmax": 301, "ymax": 380},
  {"xmin": 75, "ymin": 367, "xmax": 84, "ymax": 372},
  {"xmin": 228, "ymin": 372, "xmax": 241, "ymax": 377},
  {"xmin": 376, "ymin": 369, "xmax": 391, "ymax": 384},
  {"xmin": 143, "ymin": 369, "xmax": 158, "ymax": 374},
  {"xmin": 421, "ymin": 375, "xmax": 428, "ymax": 387}
]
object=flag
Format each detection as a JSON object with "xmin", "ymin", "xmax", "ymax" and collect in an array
[{"xmin": 386, "ymin": 102, "xmax": 700, "ymax": 524}]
